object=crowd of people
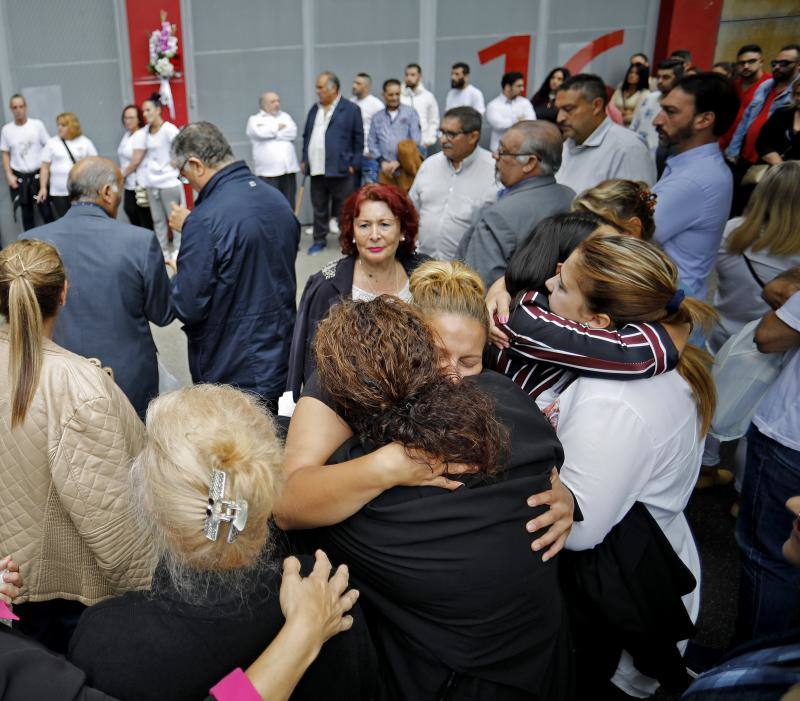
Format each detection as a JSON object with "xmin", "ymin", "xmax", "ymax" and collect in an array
[{"xmin": 0, "ymin": 38, "xmax": 799, "ymax": 701}]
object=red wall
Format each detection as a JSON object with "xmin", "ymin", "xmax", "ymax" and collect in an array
[
  {"xmin": 125, "ymin": 0, "xmax": 188, "ymax": 126},
  {"xmin": 654, "ymin": 0, "xmax": 725, "ymax": 70}
]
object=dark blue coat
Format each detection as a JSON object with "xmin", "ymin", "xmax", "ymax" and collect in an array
[
  {"xmin": 301, "ymin": 98, "xmax": 363, "ymax": 176},
  {"xmin": 22, "ymin": 203, "xmax": 173, "ymax": 418},
  {"xmin": 171, "ymin": 161, "xmax": 299, "ymax": 400}
]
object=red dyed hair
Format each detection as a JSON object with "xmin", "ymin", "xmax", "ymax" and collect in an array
[{"xmin": 338, "ymin": 183, "xmax": 419, "ymax": 257}]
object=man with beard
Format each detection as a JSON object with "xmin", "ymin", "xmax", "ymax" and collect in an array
[
  {"xmin": 457, "ymin": 119, "xmax": 574, "ymax": 286},
  {"xmin": 554, "ymin": 73, "xmax": 655, "ymax": 194},
  {"xmin": 719, "ymin": 44, "xmax": 770, "ymax": 151},
  {"xmin": 400, "ymin": 63, "xmax": 440, "ymax": 151},
  {"xmin": 409, "ymin": 106, "xmax": 497, "ymax": 259},
  {"xmin": 630, "ymin": 58, "xmax": 685, "ymax": 166},
  {"xmin": 652, "ymin": 73, "xmax": 739, "ymax": 299},
  {"xmin": 445, "ymin": 62, "xmax": 486, "ymax": 115}
]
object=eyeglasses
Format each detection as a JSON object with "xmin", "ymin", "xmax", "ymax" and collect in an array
[
  {"xmin": 492, "ymin": 147, "xmax": 539, "ymax": 159},
  {"xmin": 771, "ymin": 59, "xmax": 797, "ymax": 68},
  {"xmin": 736, "ymin": 58, "xmax": 760, "ymax": 66},
  {"xmin": 172, "ymin": 157, "xmax": 189, "ymax": 173},
  {"xmin": 438, "ymin": 128, "xmax": 466, "ymax": 140}
]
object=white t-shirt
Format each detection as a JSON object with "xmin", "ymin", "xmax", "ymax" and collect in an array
[
  {"xmin": 308, "ymin": 97, "xmax": 340, "ymax": 177},
  {"xmin": 41, "ymin": 134, "xmax": 98, "ymax": 196},
  {"xmin": 485, "ymin": 94, "xmax": 537, "ymax": 151},
  {"xmin": 445, "ymin": 84, "xmax": 486, "ymax": 115},
  {"xmin": 351, "ymin": 94, "xmax": 384, "ymax": 155},
  {"xmin": 140, "ymin": 121, "xmax": 181, "ymax": 189},
  {"xmin": 117, "ymin": 127, "xmax": 147, "ymax": 190},
  {"xmin": 0, "ymin": 118, "xmax": 50, "ymax": 173},
  {"xmin": 554, "ymin": 372, "xmax": 702, "ymax": 697}
]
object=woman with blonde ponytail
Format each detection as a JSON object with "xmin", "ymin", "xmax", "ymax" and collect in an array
[
  {"xmin": 0, "ymin": 239, "xmax": 152, "ymax": 652},
  {"xmin": 538, "ymin": 232, "xmax": 714, "ymax": 697}
]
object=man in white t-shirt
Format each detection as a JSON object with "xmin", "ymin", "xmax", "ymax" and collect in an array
[
  {"xmin": 350, "ymin": 72, "xmax": 384, "ymax": 184},
  {"xmin": 1, "ymin": 93, "xmax": 51, "ymax": 230},
  {"xmin": 400, "ymin": 63, "xmax": 440, "ymax": 151},
  {"xmin": 246, "ymin": 91, "xmax": 300, "ymax": 206},
  {"xmin": 485, "ymin": 71, "xmax": 536, "ymax": 151},
  {"xmin": 445, "ymin": 62, "xmax": 486, "ymax": 115}
]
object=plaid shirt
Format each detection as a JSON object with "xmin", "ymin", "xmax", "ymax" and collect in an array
[
  {"xmin": 490, "ymin": 290, "xmax": 678, "ymax": 400},
  {"xmin": 682, "ymin": 640, "xmax": 800, "ymax": 698}
]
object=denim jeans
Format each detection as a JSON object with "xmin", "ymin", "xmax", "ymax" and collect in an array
[
  {"xmin": 736, "ymin": 425, "xmax": 800, "ymax": 640},
  {"xmin": 361, "ymin": 156, "xmax": 379, "ymax": 185}
]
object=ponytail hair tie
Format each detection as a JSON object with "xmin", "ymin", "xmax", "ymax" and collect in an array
[{"xmin": 665, "ymin": 289, "xmax": 685, "ymax": 314}]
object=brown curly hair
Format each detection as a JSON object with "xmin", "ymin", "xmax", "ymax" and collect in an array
[
  {"xmin": 338, "ymin": 183, "xmax": 419, "ymax": 257},
  {"xmin": 313, "ymin": 297, "xmax": 506, "ymax": 473}
]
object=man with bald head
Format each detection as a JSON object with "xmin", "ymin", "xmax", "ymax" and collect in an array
[
  {"xmin": 246, "ymin": 91, "xmax": 299, "ymax": 205},
  {"xmin": 458, "ymin": 120, "xmax": 575, "ymax": 286},
  {"xmin": 21, "ymin": 156, "xmax": 173, "ymax": 417}
]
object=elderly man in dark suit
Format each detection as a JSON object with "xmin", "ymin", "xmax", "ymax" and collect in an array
[
  {"xmin": 458, "ymin": 120, "xmax": 575, "ymax": 287},
  {"xmin": 21, "ymin": 156, "xmax": 173, "ymax": 417},
  {"xmin": 301, "ymin": 71, "xmax": 363, "ymax": 254}
]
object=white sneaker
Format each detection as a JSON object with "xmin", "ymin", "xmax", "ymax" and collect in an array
[{"xmin": 328, "ymin": 217, "xmax": 340, "ymax": 235}]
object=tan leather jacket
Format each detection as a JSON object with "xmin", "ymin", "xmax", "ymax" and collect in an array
[{"xmin": 0, "ymin": 329, "xmax": 155, "ymax": 605}]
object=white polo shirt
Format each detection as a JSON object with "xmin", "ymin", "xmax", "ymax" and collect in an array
[
  {"xmin": 41, "ymin": 134, "xmax": 98, "ymax": 196},
  {"xmin": 0, "ymin": 118, "xmax": 50, "ymax": 173}
]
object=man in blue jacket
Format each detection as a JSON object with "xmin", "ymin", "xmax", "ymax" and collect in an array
[
  {"xmin": 301, "ymin": 71, "xmax": 363, "ymax": 254},
  {"xmin": 22, "ymin": 157, "xmax": 173, "ymax": 418},
  {"xmin": 168, "ymin": 122, "xmax": 300, "ymax": 412}
]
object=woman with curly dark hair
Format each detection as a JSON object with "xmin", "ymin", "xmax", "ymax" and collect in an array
[
  {"xmin": 284, "ymin": 296, "xmax": 573, "ymax": 701},
  {"xmin": 286, "ymin": 182, "xmax": 429, "ymax": 399}
]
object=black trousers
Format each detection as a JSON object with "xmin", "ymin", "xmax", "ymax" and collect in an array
[
  {"xmin": 10, "ymin": 170, "xmax": 53, "ymax": 230},
  {"xmin": 124, "ymin": 188, "xmax": 154, "ymax": 229},
  {"xmin": 49, "ymin": 195, "xmax": 71, "ymax": 220},
  {"xmin": 259, "ymin": 174, "xmax": 297, "ymax": 208},
  {"xmin": 309, "ymin": 175, "xmax": 356, "ymax": 244}
]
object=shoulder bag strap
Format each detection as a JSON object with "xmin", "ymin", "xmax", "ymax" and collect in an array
[
  {"xmin": 61, "ymin": 138, "xmax": 77, "ymax": 164},
  {"xmin": 742, "ymin": 253, "xmax": 767, "ymax": 289}
]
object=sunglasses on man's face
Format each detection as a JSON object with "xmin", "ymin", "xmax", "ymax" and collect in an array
[{"xmin": 771, "ymin": 59, "xmax": 797, "ymax": 69}]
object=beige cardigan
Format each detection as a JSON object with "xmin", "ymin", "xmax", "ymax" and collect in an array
[{"xmin": 0, "ymin": 329, "xmax": 154, "ymax": 605}]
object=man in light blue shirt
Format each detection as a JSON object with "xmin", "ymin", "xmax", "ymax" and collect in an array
[
  {"xmin": 652, "ymin": 73, "xmax": 740, "ymax": 299},
  {"xmin": 368, "ymin": 78, "xmax": 421, "ymax": 190},
  {"xmin": 736, "ymin": 280, "xmax": 800, "ymax": 641}
]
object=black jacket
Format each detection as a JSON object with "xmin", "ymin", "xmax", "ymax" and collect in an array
[
  {"xmin": 560, "ymin": 501, "xmax": 698, "ymax": 695},
  {"xmin": 68, "ymin": 555, "xmax": 376, "ymax": 701},
  {"xmin": 301, "ymin": 371, "xmax": 574, "ymax": 701},
  {"xmin": 286, "ymin": 252, "xmax": 430, "ymax": 400},
  {"xmin": 171, "ymin": 162, "xmax": 299, "ymax": 400},
  {"xmin": 301, "ymin": 99, "xmax": 363, "ymax": 176}
]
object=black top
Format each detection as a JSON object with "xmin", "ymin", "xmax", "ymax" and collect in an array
[
  {"xmin": 68, "ymin": 555, "xmax": 376, "ymax": 701},
  {"xmin": 301, "ymin": 370, "xmax": 574, "ymax": 701},
  {"xmin": 286, "ymin": 252, "xmax": 431, "ymax": 400},
  {"xmin": 756, "ymin": 106, "xmax": 800, "ymax": 161}
]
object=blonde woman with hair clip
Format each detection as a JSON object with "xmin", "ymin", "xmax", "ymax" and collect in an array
[
  {"xmin": 535, "ymin": 232, "xmax": 715, "ymax": 697},
  {"xmin": 69, "ymin": 383, "xmax": 376, "ymax": 701},
  {"xmin": 36, "ymin": 112, "xmax": 97, "ymax": 219},
  {"xmin": 0, "ymin": 239, "xmax": 152, "ymax": 653}
]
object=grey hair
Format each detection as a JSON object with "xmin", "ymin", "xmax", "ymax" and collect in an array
[
  {"xmin": 511, "ymin": 120, "xmax": 563, "ymax": 175},
  {"xmin": 67, "ymin": 158, "xmax": 119, "ymax": 202},
  {"xmin": 171, "ymin": 121, "xmax": 235, "ymax": 169},
  {"xmin": 319, "ymin": 71, "xmax": 340, "ymax": 91}
]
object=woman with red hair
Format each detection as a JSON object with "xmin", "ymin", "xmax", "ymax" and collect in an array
[{"xmin": 287, "ymin": 183, "xmax": 429, "ymax": 399}]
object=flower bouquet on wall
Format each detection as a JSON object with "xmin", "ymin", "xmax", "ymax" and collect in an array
[{"xmin": 147, "ymin": 10, "xmax": 180, "ymax": 118}]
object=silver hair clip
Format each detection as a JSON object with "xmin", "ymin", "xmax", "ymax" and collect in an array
[{"xmin": 203, "ymin": 469, "xmax": 248, "ymax": 543}]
